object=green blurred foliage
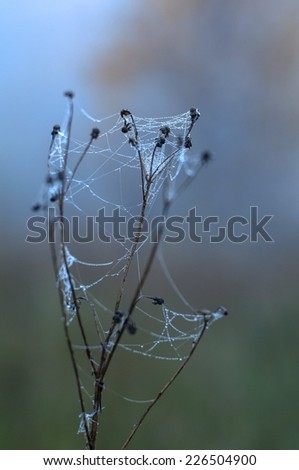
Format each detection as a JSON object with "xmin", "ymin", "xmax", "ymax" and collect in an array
[{"xmin": 1, "ymin": 255, "xmax": 298, "ymax": 449}]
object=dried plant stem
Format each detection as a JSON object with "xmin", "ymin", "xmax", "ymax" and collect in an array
[
  {"xmin": 47, "ymin": 104, "xmax": 93, "ymax": 446},
  {"xmin": 49, "ymin": 222, "xmax": 93, "ymax": 449},
  {"xmin": 114, "ymin": 198, "xmax": 147, "ymax": 313},
  {"xmin": 65, "ymin": 135, "xmax": 94, "ymax": 194}
]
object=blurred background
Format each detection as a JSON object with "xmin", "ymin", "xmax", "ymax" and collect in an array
[{"xmin": 1, "ymin": 0, "xmax": 299, "ymax": 449}]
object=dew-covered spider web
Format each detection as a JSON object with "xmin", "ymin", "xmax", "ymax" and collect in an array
[{"xmin": 34, "ymin": 94, "xmax": 227, "ymax": 434}]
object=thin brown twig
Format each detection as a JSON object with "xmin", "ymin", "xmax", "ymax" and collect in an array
[
  {"xmin": 113, "ymin": 196, "xmax": 148, "ymax": 313},
  {"xmin": 49, "ymin": 94, "xmax": 99, "ymax": 448},
  {"xmin": 47, "ymin": 129, "xmax": 91, "ymax": 447},
  {"xmin": 49, "ymin": 220, "xmax": 93, "ymax": 450}
]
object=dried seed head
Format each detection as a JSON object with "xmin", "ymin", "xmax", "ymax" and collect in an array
[
  {"xmin": 91, "ymin": 128, "xmax": 100, "ymax": 140},
  {"xmin": 120, "ymin": 109, "xmax": 131, "ymax": 118},
  {"xmin": 156, "ymin": 136, "xmax": 166, "ymax": 148},
  {"xmin": 184, "ymin": 136, "xmax": 192, "ymax": 149},
  {"xmin": 57, "ymin": 171, "xmax": 64, "ymax": 181},
  {"xmin": 31, "ymin": 203, "xmax": 41, "ymax": 212},
  {"xmin": 217, "ymin": 306, "xmax": 228, "ymax": 316},
  {"xmin": 151, "ymin": 297, "xmax": 164, "ymax": 305},
  {"xmin": 160, "ymin": 126, "xmax": 170, "ymax": 137},
  {"xmin": 121, "ymin": 123, "xmax": 132, "ymax": 133},
  {"xmin": 190, "ymin": 107, "xmax": 200, "ymax": 121},
  {"xmin": 113, "ymin": 311, "xmax": 124, "ymax": 324},
  {"xmin": 50, "ymin": 193, "xmax": 59, "ymax": 202},
  {"xmin": 46, "ymin": 174, "xmax": 54, "ymax": 185},
  {"xmin": 127, "ymin": 319, "xmax": 137, "ymax": 335},
  {"xmin": 64, "ymin": 91, "xmax": 74, "ymax": 99},
  {"xmin": 51, "ymin": 124, "xmax": 61, "ymax": 137},
  {"xmin": 201, "ymin": 151, "xmax": 212, "ymax": 165}
]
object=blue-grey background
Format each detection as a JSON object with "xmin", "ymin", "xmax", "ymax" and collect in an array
[{"xmin": 1, "ymin": 0, "xmax": 299, "ymax": 449}]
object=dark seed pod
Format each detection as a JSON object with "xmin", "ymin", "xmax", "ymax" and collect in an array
[
  {"xmin": 64, "ymin": 91, "xmax": 74, "ymax": 99},
  {"xmin": 120, "ymin": 109, "xmax": 131, "ymax": 118},
  {"xmin": 31, "ymin": 203, "xmax": 41, "ymax": 212},
  {"xmin": 190, "ymin": 107, "xmax": 200, "ymax": 121},
  {"xmin": 160, "ymin": 126, "xmax": 170, "ymax": 137},
  {"xmin": 113, "ymin": 311, "xmax": 124, "ymax": 324},
  {"xmin": 201, "ymin": 151, "xmax": 212, "ymax": 165},
  {"xmin": 91, "ymin": 128, "xmax": 100, "ymax": 139},
  {"xmin": 127, "ymin": 319, "xmax": 137, "ymax": 335},
  {"xmin": 156, "ymin": 136, "xmax": 166, "ymax": 148},
  {"xmin": 51, "ymin": 124, "xmax": 61, "ymax": 137},
  {"xmin": 46, "ymin": 174, "xmax": 54, "ymax": 185},
  {"xmin": 121, "ymin": 123, "xmax": 132, "ymax": 133},
  {"xmin": 151, "ymin": 297, "xmax": 164, "ymax": 305},
  {"xmin": 184, "ymin": 136, "xmax": 192, "ymax": 149},
  {"xmin": 57, "ymin": 171, "xmax": 64, "ymax": 181}
]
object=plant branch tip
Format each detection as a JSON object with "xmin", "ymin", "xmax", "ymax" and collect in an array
[
  {"xmin": 113, "ymin": 311, "xmax": 124, "ymax": 324},
  {"xmin": 190, "ymin": 107, "xmax": 200, "ymax": 120},
  {"xmin": 91, "ymin": 128, "xmax": 100, "ymax": 139},
  {"xmin": 51, "ymin": 124, "xmax": 61, "ymax": 137},
  {"xmin": 120, "ymin": 109, "xmax": 131, "ymax": 118},
  {"xmin": 127, "ymin": 319, "xmax": 137, "ymax": 335},
  {"xmin": 201, "ymin": 151, "xmax": 212, "ymax": 165},
  {"xmin": 64, "ymin": 91, "xmax": 75, "ymax": 99},
  {"xmin": 145, "ymin": 296, "xmax": 165, "ymax": 305}
]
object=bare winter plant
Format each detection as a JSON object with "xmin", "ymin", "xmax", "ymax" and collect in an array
[{"xmin": 32, "ymin": 92, "xmax": 227, "ymax": 449}]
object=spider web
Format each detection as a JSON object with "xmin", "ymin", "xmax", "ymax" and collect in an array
[{"xmin": 35, "ymin": 96, "xmax": 226, "ymax": 417}]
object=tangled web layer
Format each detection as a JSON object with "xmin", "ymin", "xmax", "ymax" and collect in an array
[{"xmin": 34, "ymin": 94, "xmax": 227, "ymax": 415}]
